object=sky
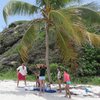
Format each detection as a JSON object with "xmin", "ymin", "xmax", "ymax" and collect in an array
[{"xmin": 0, "ymin": 0, "xmax": 100, "ymax": 32}]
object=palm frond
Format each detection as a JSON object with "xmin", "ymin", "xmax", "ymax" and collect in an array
[
  {"xmin": 82, "ymin": 2, "xmax": 100, "ymax": 11},
  {"xmin": 35, "ymin": 0, "xmax": 50, "ymax": 5},
  {"xmin": 48, "ymin": 10, "xmax": 79, "ymax": 61},
  {"xmin": 51, "ymin": 0, "xmax": 81, "ymax": 8},
  {"xmin": 49, "ymin": 8, "xmax": 100, "ymax": 61},
  {"xmin": 36, "ymin": 0, "xmax": 81, "ymax": 9},
  {"xmin": 49, "ymin": 10, "xmax": 75, "ymax": 37},
  {"xmin": 59, "ymin": 7, "xmax": 100, "ymax": 24},
  {"xmin": 61, "ymin": 1, "xmax": 100, "ymax": 25},
  {"xmin": 73, "ymin": 24, "xmax": 100, "ymax": 47},
  {"xmin": 78, "ymin": 8, "xmax": 100, "ymax": 23},
  {"xmin": 66, "ymin": 1, "xmax": 100, "ymax": 11},
  {"xmin": 3, "ymin": 0, "xmax": 38, "ymax": 23},
  {"xmin": 18, "ymin": 23, "xmax": 36, "ymax": 63},
  {"xmin": 86, "ymin": 32, "xmax": 100, "ymax": 47},
  {"xmin": 73, "ymin": 23, "xmax": 87, "ymax": 44},
  {"xmin": 49, "ymin": 9, "xmax": 86, "ymax": 45},
  {"xmin": 55, "ymin": 29, "xmax": 77, "ymax": 62},
  {"xmin": 19, "ymin": 45, "xmax": 29, "ymax": 63},
  {"xmin": 18, "ymin": 19, "xmax": 43, "ymax": 63}
]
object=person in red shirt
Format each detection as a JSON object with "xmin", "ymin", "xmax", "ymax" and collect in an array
[{"xmin": 63, "ymin": 70, "xmax": 71, "ymax": 98}]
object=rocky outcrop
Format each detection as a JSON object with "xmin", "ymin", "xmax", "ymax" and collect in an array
[
  {"xmin": 0, "ymin": 21, "xmax": 62, "ymax": 72},
  {"xmin": 0, "ymin": 22, "xmax": 29, "ymax": 71}
]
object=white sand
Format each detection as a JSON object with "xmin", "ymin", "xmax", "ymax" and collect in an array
[{"xmin": 0, "ymin": 80, "xmax": 100, "ymax": 100}]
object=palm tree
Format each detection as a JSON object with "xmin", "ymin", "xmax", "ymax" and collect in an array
[{"xmin": 3, "ymin": 0, "xmax": 100, "ymax": 82}]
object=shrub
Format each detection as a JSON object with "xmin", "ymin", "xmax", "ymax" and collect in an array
[{"xmin": 77, "ymin": 44, "xmax": 100, "ymax": 76}]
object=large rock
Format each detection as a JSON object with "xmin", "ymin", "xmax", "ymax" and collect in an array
[{"xmin": 0, "ymin": 21, "xmax": 62, "ymax": 71}]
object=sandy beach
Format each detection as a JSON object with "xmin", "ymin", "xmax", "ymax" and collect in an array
[{"xmin": 0, "ymin": 80, "xmax": 100, "ymax": 100}]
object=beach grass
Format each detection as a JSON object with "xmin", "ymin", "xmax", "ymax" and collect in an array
[{"xmin": 0, "ymin": 70, "xmax": 100, "ymax": 85}]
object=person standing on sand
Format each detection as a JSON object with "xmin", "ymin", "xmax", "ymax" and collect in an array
[
  {"xmin": 16, "ymin": 63, "xmax": 27, "ymax": 87},
  {"xmin": 57, "ymin": 67, "xmax": 62, "ymax": 93},
  {"xmin": 38, "ymin": 64, "xmax": 47, "ymax": 94},
  {"xmin": 63, "ymin": 70, "xmax": 71, "ymax": 98},
  {"xmin": 34, "ymin": 71, "xmax": 40, "ymax": 87}
]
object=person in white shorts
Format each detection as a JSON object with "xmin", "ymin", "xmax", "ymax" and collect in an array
[{"xmin": 38, "ymin": 64, "xmax": 47, "ymax": 94}]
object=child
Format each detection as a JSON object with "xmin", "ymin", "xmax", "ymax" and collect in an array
[
  {"xmin": 35, "ymin": 71, "xmax": 40, "ymax": 87},
  {"xmin": 63, "ymin": 70, "xmax": 71, "ymax": 98}
]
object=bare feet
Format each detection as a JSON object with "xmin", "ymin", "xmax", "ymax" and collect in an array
[
  {"xmin": 64, "ymin": 95, "xmax": 71, "ymax": 99},
  {"xmin": 64, "ymin": 95, "xmax": 68, "ymax": 97},
  {"xmin": 69, "ymin": 95, "xmax": 71, "ymax": 99}
]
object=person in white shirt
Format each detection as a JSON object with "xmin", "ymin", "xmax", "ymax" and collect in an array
[
  {"xmin": 57, "ymin": 67, "xmax": 62, "ymax": 93},
  {"xmin": 17, "ymin": 63, "xmax": 27, "ymax": 87}
]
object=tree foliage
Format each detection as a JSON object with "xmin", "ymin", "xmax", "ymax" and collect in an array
[{"xmin": 77, "ymin": 44, "xmax": 100, "ymax": 76}]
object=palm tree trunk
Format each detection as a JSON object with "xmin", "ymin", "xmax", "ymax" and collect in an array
[{"xmin": 45, "ymin": 22, "xmax": 52, "ymax": 83}]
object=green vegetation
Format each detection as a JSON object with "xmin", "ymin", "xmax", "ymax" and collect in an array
[
  {"xmin": 47, "ymin": 44, "xmax": 100, "ymax": 85},
  {"xmin": 72, "ymin": 76, "xmax": 100, "ymax": 85},
  {"xmin": 0, "ymin": 70, "xmax": 35, "ymax": 81},
  {"xmin": 3, "ymin": 0, "xmax": 100, "ymax": 83},
  {"xmin": 3, "ymin": 44, "xmax": 20, "ymax": 56},
  {"xmin": 77, "ymin": 44, "xmax": 100, "ymax": 76},
  {"xmin": 8, "ymin": 20, "xmax": 29, "ymax": 28},
  {"xmin": 0, "ymin": 70, "xmax": 16, "ymax": 80},
  {"xmin": 0, "ymin": 69, "xmax": 99, "ymax": 85}
]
